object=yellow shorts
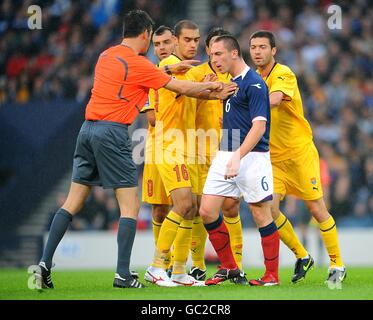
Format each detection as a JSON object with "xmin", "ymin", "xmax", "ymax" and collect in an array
[
  {"xmin": 196, "ymin": 155, "xmax": 213, "ymax": 195},
  {"xmin": 142, "ymin": 163, "xmax": 172, "ymax": 205},
  {"xmin": 272, "ymin": 143, "xmax": 323, "ymax": 201},
  {"xmin": 156, "ymin": 152, "xmax": 199, "ymax": 195}
]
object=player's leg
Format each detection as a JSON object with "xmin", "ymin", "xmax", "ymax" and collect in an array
[
  {"xmin": 201, "ymin": 151, "xmax": 242, "ymax": 285},
  {"xmin": 299, "ymin": 143, "xmax": 345, "ymax": 285},
  {"xmin": 36, "ymin": 182, "xmax": 91, "ymax": 288},
  {"xmin": 171, "ymin": 193, "xmax": 205, "ymax": 286},
  {"xmin": 189, "ymin": 162, "xmax": 209, "ymax": 280},
  {"xmin": 272, "ymin": 161, "xmax": 313, "ymax": 283},
  {"xmin": 304, "ymin": 197, "xmax": 346, "ymax": 285},
  {"xmin": 189, "ymin": 195, "xmax": 208, "ymax": 280},
  {"xmin": 235, "ymin": 151, "xmax": 279, "ymax": 286},
  {"xmin": 146, "ymin": 186, "xmax": 193, "ymax": 287},
  {"xmin": 200, "ymin": 194, "xmax": 240, "ymax": 285},
  {"xmin": 248, "ymin": 200, "xmax": 280, "ymax": 286},
  {"xmin": 222, "ymin": 197, "xmax": 244, "ymax": 268},
  {"xmin": 151, "ymin": 204, "xmax": 171, "ymax": 268}
]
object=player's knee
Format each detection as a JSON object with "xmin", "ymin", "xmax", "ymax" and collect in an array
[
  {"xmin": 152, "ymin": 205, "xmax": 169, "ymax": 223},
  {"xmin": 173, "ymin": 198, "xmax": 193, "ymax": 217},
  {"xmin": 306, "ymin": 200, "xmax": 329, "ymax": 222},
  {"xmin": 270, "ymin": 204, "xmax": 280, "ymax": 220},
  {"xmin": 250, "ymin": 204, "xmax": 272, "ymax": 228},
  {"xmin": 199, "ymin": 204, "xmax": 218, "ymax": 223},
  {"xmin": 222, "ymin": 199, "xmax": 239, "ymax": 218}
]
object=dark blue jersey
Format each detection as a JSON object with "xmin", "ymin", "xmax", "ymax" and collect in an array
[{"xmin": 220, "ymin": 66, "xmax": 271, "ymax": 152}]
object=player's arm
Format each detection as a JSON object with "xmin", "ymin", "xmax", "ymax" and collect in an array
[
  {"xmin": 145, "ymin": 109, "xmax": 156, "ymax": 127},
  {"xmin": 237, "ymin": 119, "xmax": 266, "ymax": 159},
  {"xmin": 269, "ymin": 69, "xmax": 296, "ymax": 107},
  {"xmin": 269, "ymin": 91, "xmax": 284, "ymax": 107},
  {"xmin": 163, "ymin": 60, "xmax": 200, "ymax": 75},
  {"xmin": 164, "ymin": 78, "xmax": 224, "ymax": 98},
  {"xmin": 195, "ymin": 82, "xmax": 238, "ymax": 100},
  {"xmin": 224, "ymin": 119, "xmax": 266, "ymax": 180}
]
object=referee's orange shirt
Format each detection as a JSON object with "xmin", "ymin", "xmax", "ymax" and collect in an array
[{"xmin": 85, "ymin": 45, "xmax": 171, "ymax": 125}]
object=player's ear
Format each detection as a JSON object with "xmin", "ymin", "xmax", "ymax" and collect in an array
[
  {"xmin": 205, "ymin": 46, "xmax": 210, "ymax": 56},
  {"xmin": 272, "ymin": 47, "xmax": 277, "ymax": 56}
]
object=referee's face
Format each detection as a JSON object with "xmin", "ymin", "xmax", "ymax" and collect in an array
[{"xmin": 249, "ymin": 37, "xmax": 275, "ymax": 68}]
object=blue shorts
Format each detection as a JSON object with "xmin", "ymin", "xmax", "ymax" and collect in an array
[{"xmin": 72, "ymin": 120, "xmax": 137, "ymax": 189}]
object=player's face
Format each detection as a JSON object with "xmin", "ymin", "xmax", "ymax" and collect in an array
[
  {"xmin": 249, "ymin": 37, "xmax": 275, "ymax": 67},
  {"xmin": 210, "ymin": 41, "xmax": 234, "ymax": 74},
  {"xmin": 175, "ymin": 28, "xmax": 200, "ymax": 60},
  {"xmin": 152, "ymin": 30, "xmax": 175, "ymax": 61},
  {"xmin": 205, "ymin": 35, "xmax": 220, "ymax": 56}
]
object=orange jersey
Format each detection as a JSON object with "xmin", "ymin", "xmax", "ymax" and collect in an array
[{"xmin": 86, "ymin": 45, "xmax": 171, "ymax": 125}]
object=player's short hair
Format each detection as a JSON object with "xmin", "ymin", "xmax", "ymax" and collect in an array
[
  {"xmin": 122, "ymin": 9, "xmax": 154, "ymax": 38},
  {"xmin": 153, "ymin": 25, "xmax": 174, "ymax": 36},
  {"xmin": 250, "ymin": 30, "xmax": 276, "ymax": 48},
  {"xmin": 205, "ymin": 27, "xmax": 231, "ymax": 47},
  {"xmin": 214, "ymin": 35, "xmax": 242, "ymax": 57},
  {"xmin": 174, "ymin": 20, "xmax": 199, "ymax": 37}
]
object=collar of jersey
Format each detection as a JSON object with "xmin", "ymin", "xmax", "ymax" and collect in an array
[{"xmin": 232, "ymin": 65, "xmax": 250, "ymax": 80}]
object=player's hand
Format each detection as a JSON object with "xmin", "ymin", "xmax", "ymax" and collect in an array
[
  {"xmin": 208, "ymin": 81, "xmax": 224, "ymax": 91},
  {"xmin": 215, "ymin": 82, "xmax": 238, "ymax": 100},
  {"xmin": 219, "ymin": 117, "xmax": 223, "ymax": 128},
  {"xmin": 169, "ymin": 60, "xmax": 200, "ymax": 74},
  {"xmin": 224, "ymin": 150, "xmax": 241, "ymax": 180},
  {"xmin": 203, "ymin": 73, "xmax": 218, "ymax": 82}
]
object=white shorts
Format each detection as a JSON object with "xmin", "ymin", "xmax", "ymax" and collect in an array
[{"xmin": 203, "ymin": 150, "xmax": 273, "ymax": 203}]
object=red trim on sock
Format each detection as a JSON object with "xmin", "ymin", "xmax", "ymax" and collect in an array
[
  {"xmin": 261, "ymin": 231, "xmax": 280, "ymax": 280},
  {"xmin": 207, "ymin": 221, "xmax": 237, "ymax": 269}
]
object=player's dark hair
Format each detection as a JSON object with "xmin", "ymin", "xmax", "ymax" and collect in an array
[
  {"xmin": 214, "ymin": 35, "xmax": 242, "ymax": 57},
  {"xmin": 174, "ymin": 20, "xmax": 199, "ymax": 37},
  {"xmin": 153, "ymin": 25, "xmax": 174, "ymax": 36},
  {"xmin": 250, "ymin": 30, "xmax": 276, "ymax": 48},
  {"xmin": 122, "ymin": 10, "xmax": 154, "ymax": 38},
  {"xmin": 205, "ymin": 27, "xmax": 231, "ymax": 47}
]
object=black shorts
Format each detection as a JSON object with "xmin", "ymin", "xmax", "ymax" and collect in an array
[{"xmin": 71, "ymin": 120, "xmax": 137, "ymax": 189}]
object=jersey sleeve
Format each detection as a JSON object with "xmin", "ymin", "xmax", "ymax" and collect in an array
[
  {"xmin": 269, "ymin": 70, "xmax": 296, "ymax": 101},
  {"xmin": 247, "ymin": 82, "xmax": 270, "ymax": 122},
  {"xmin": 135, "ymin": 57, "xmax": 171, "ymax": 90},
  {"xmin": 140, "ymin": 89, "xmax": 156, "ymax": 113}
]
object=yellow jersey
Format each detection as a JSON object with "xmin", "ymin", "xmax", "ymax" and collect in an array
[
  {"xmin": 141, "ymin": 89, "xmax": 157, "ymax": 163},
  {"xmin": 188, "ymin": 62, "xmax": 231, "ymax": 162},
  {"xmin": 156, "ymin": 54, "xmax": 197, "ymax": 158},
  {"xmin": 261, "ymin": 63, "xmax": 313, "ymax": 162}
]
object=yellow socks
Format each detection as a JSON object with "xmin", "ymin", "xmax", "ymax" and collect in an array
[
  {"xmin": 224, "ymin": 215, "xmax": 243, "ymax": 270},
  {"xmin": 152, "ymin": 218, "xmax": 171, "ymax": 269},
  {"xmin": 152, "ymin": 218, "xmax": 162, "ymax": 244},
  {"xmin": 152, "ymin": 210, "xmax": 183, "ymax": 268},
  {"xmin": 275, "ymin": 211, "xmax": 308, "ymax": 259},
  {"xmin": 191, "ymin": 215, "xmax": 207, "ymax": 270},
  {"xmin": 319, "ymin": 215, "xmax": 344, "ymax": 267},
  {"xmin": 172, "ymin": 219, "xmax": 193, "ymax": 274}
]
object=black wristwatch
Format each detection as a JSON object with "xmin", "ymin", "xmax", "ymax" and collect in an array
[{"xmin": 164, "ymin": 65, "xmax": 172, "ymax": 75}]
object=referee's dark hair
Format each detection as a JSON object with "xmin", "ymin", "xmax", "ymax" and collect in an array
[
  {"xmin": 153, "ymin": 25, "xmax": 174, "ymax": 36},
  {"xmin": 205, "ymin": 27, "xmax": 231, "ymax": 47},
  {"xmin": 174, "ymin": 20, "xmax": 198, "ymax": 37},
  {"xmin": 214, "ymin": 35, "xmax": 242, "ymax": 57},
  {"xmin": 122, "ymin": 9, "xmax": 154, "ymax": 38},
  {"xmin": 250, "ymin": 30, "xmax": 276, "ymax": 48}
]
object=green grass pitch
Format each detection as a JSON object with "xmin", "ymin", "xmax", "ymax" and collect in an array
[{"xmin": 1, "ymin": 266, "xmax": 373, "ymax": 300}]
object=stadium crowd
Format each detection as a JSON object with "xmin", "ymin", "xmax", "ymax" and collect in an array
[{"xmin": 2, "ymin": 0, "xmax": 372, "ymax": 230}]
